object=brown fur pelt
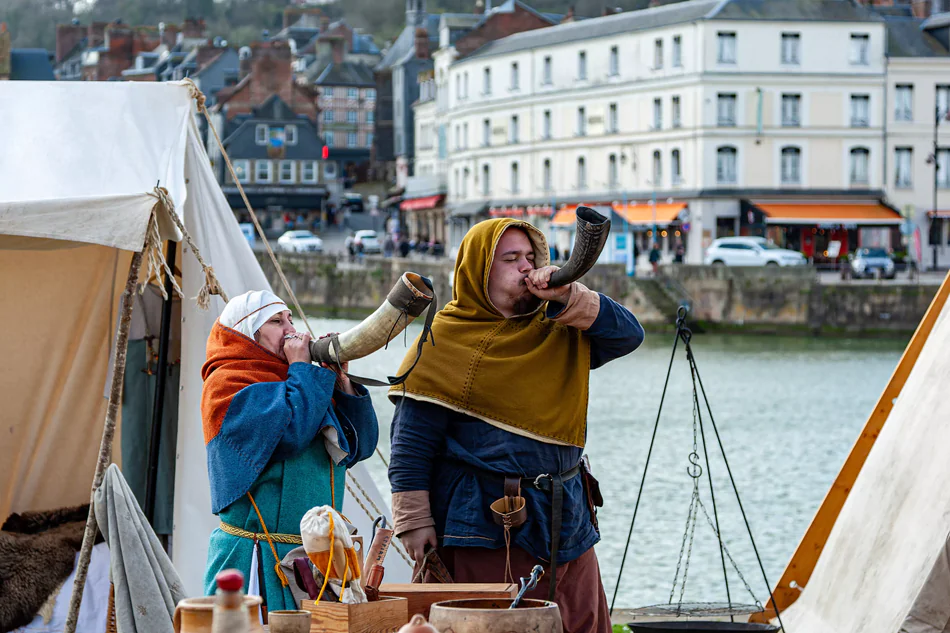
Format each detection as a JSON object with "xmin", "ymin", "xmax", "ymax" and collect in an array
[{"xmin": 0, "ymin": 505, "xmax": 102, "ymax": 633}]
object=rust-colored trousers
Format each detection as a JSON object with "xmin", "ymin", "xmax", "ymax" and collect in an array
[{"xmin": 426, "ymin": 546, "xmax": 612, "ymax": 633}]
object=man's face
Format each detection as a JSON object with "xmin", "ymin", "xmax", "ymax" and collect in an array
[{"xmin": 487, "ymin": 228, "xmax": 537, "ymax": 317}]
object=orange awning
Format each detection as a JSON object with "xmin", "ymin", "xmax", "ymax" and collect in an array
[
  {"xmin": 755, "ymin": 203, "xmax": 901, "ymax": 225},
  {"xmin": 551, "ymin": 205, "xmax": 578, "ymax": 227},
  {"xmin": 400, "ymin": 195, "xmax": 444, "ymax": 211},
  {"xmin": 611, "ymin": 202, "xmax": 687, "ymax": 226},
  {"xmin": 928, "ymin": 210, "xmax": 950, "ymax": 219}
]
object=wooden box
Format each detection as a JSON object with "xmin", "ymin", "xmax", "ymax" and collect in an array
[
  {"xmin": 300, "ymin": 596, "xmax": 408, "ymax": 633},
  {"xmin": 377, "ymin": 583, "xmax": 518, "ymax": 619}
]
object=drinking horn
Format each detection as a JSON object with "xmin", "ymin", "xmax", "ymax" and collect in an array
[
  {"xmin": 548, "ymin": 206, "xmax": 611, "ymax": 287},
  {"xmin": 307, "ymin": 272, "xmax": 435, "ymax": 386}
]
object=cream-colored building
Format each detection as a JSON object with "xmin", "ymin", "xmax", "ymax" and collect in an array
[{"xmin": 415, "ymin": 0, "xmax": 950, "ymax": 265}]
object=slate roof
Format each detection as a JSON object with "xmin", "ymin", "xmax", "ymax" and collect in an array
[
  {"xmin": 10, "ymin": 49, "xmax": 55, "ymax": 80},
  {"xmin": 377, "ymin": 14, "xmax": 442, "ymax": 70},
  {"xmin": 472, "ymin": 0, "xmax": 559, "ymax": 29},
  {"xmin": 708, "ymin": 0, "xmax": 882, "ymax": 22},
  {"xmin": 885, "ymin": 16, "xmax": 950, "ymax": 57},
  {"xmin": 314, "ymin": 60, "xmax": 376, "ymax": 86}
]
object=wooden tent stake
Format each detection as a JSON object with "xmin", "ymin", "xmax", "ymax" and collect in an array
[{"xmin": 64, "ymin": 248, "xmax": 145, "ymax": 633}]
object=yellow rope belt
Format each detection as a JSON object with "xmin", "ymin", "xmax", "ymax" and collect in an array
[{"xmin": 219, "ymin": 522, "xmax": 303, "ymax": 546}]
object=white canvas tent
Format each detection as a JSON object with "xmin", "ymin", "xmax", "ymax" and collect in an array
[{"xmin": 0, "ymin": 81, "xmax": 409, "ymax": 611}]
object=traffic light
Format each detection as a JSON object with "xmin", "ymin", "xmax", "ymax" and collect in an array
[{"xmin": 322, "ymin": 146, "xmax": 329, "ymax": 160}]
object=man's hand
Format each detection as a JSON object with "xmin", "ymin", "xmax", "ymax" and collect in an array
[
  {"xmin": 318, "ymin": 332, "xmax": 356, "ymax": 395},
  {"xmin": 399, "ymin": 526, "xmax": 437, "ymax": 566},
  {"xmin": 526, "ymin": 266, "xmax": 572, "ymax": 304},
  {"xmin": 284, "ymin": 332, "xmax": 312, "ymax": 365}
]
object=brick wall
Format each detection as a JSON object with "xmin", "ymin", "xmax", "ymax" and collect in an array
[
  {"xmin": 220, "ymin": 41, "xmax": 319, "ymax": 120},
  {"xmin": 455, "ymin": 8, "xmax": 554, "ymax": 58}
]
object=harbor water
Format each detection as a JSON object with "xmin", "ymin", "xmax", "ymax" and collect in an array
[{"xmin": 309, "ymin": 317, "xmax": 904, "ymax": 609}]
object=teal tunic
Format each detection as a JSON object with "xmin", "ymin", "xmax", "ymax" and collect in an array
[{"xmin": 203, "ymin": 363, "xmax": 377, "ymax": 609}]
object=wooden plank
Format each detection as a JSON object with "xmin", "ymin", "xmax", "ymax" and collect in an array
[
  {"xmin": 301, "ymin": 596, "xmax": 408, "ymax": 633},
  {"xmin": 378, "ymin": 583, "xmax": 518, "ymax": 619},
  {"xmin": 750, "ymin": 271, "xmax": 950, "ymax": 624}
]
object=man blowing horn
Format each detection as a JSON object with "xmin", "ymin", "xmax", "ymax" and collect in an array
[{"xmin": 388, "ymin": 219, "xmax": 644, "ymax": 633}]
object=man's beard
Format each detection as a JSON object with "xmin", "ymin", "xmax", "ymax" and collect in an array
[{"xmin": 511, "ymin": 293, "xmax": 540, "ymax": 315}]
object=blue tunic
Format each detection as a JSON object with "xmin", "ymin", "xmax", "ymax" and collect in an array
[{"xmin": 389, "ymin": 294, "xmax": 643, "ymax": 565}]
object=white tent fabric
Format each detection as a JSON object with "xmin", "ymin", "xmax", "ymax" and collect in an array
[
  {"xmin": 0, "ymin": 81, "xmax": 409, "ymax": 600},
  {"xmin": 779, "ymin": 297, "xmax": 950, "ymax": 633}
]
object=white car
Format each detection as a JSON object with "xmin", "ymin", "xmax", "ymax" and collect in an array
[
  {"xmin": 277, "ymin": 230, "xmax": 323, "ymax": 253},
  {"xmin": 704, "ymin": 236, "xmax": 806, "ymax": 267},
  {"xmin": 354, "ymin": 230, "xmax": 382, "ymax": 254}
]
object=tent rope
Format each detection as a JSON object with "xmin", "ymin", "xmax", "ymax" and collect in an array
[
  {"xmin": 142, "ymin": 209, "xmax": 184, "ymax": 302},
  {"xmin": 149, "ymin": 186, "xmax": 229, "ymax": 307},
  {"xmin": 183, "ymin": 79, "xmax": 413, "ymax": 567}
]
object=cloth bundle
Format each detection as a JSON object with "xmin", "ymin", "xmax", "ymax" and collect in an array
[{"xmin": 300, "ymin": 506, "xmax": 366, "ymax": 604}]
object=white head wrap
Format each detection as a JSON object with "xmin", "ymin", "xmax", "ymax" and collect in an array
[{"xmin": 218, "ymin": 290, "xmax": 289, "ymax": 340}]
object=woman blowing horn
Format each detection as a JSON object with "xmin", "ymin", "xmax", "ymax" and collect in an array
[{"xmin": 200, "ymin": 290, "xmax": 378, "ymax": 611}]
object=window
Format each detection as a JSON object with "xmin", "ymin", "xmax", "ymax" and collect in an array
[
  {"xmin": 608, "ymin": 103, "xmax": 618, "ymax": 133},
  {"xmin": 463, "ymin": 73, "xmax": 469, "ymax": 98},
  {"xmin": 543, "ymin": 110, "xmax": 552, "ymax": 139},
  {"xmin": 510, "ymin": 115, "xmax": 519, "ymax": 144},
  {"xmin": 653, "ymin": 98, "xmax": 662, "ymax": 130},
  {"xmin": 938, "ymin": 85, "xmax": 950, "ymax": 117},
  {"xmin": 938, "ymin": 148, "xmax": 950, "ymax": 188},
  {"xmin": 781, "ymin": 33, "xmax": 800, "ymax": 65},
  {"xmin": 482, "ymin": 164, "xmax": 491, "ymax": 195},
  {"xmin": 718, "ymin": 93, "xmax": 737, "ymax": 126},
  {"xmin": 511, "ymin": 162, "xmax": 519, "ymax": 193},
  {"xmin": 324, "ymin": 110, "xmax": 334, "ymax": 123},
  {"xmin": 366, "ymin": 88, "xmax": 375, "ymax": 100},
  {"xmin": 851, "ymin": 94, "xmax": 870, "ymax": 127},
  {"xmin": 456, "ymin": 75, "xmax": 462, "ymax": 99},
  {"xmin": 718, "ymin": 32, "xmax": 736, "ymax": 64},
  {"xmin": 482, "ymin": 118, "xmax": 490, "ymax": 146},
  {"xmin": 781, "ymin": 147, "xmax": 801, "ymax": 184},
  {"xmin": 325, "ymin": 131, "xmax": 335, "ymax": 147},
  {"xmin": 483, "ymin": 67, "xmax": 491, "ymax": 95},
  {"xmin": 654, "ymin": 39, "xmax": 663, "ymax": 69},
  {"xmin": 577, "ymin": 157, "xmax": 587, "ymax": 189},
  {"xmin": 462, "ymin": 167, "xmax": 470, "ymax": 197},
  {"xmin": 463, "ymin": 122, "xmax": 468, "ymax": 148},
  {"xmin": 652, "ymin": 150, "xmax": 662, "ymax": 186},
  {"xmin": 255, "ymin": 124, "xmax": 268, "ymax": 145},
  {"xmin": 324, "ymin": 87, "xmax": 334, "ymax": 98},
  {"xmin": 279, "ymin": 160, "xmax": 295, "ymax": 184},
  {"xmin": 454, "ymin": 125, "xmax": 461, "ymax": 150},
  {"xmin": 717, "ymin": 147, "xmax": 737, "ymax": 184},
  {"xmin": 578, "ymin": 51, "xmax": 587, "ymax": 80},
  {"xmin": 672, "ymin": 35, "xmax": 682, "ymax": 67},
  {"xmin": 510, "ymin": 62, "xmax": 519, "ymax": 90},
  {"xmin": 609, "ymin": 46, "xmax": 619, "ymax": 76},
  {"xmin": 301, "ymin": 161, "xmax": 318, "ymax": 184},
  {"xmin": 895, "ymin": 84, "xmax": 913, "ymax": 121},
  {"xmin": 672, "ymin": 96, "xmax": 681, "ymax": 128},
  {"xmin": 285, "ymin": 125, "xmax": 297, "ymax": 145},
  {"xmin": 347, "ymin": 132, "xmax": 357, "ymax": 147},
  {"xmin": 324, "ymin": 161, "xmax": 336, "ymax": 179},
  {"xmin": 577, "ymin": 107, "xmax": 587, "ymax": 136},
  {"xmin": 367, "ymin": 111, "xmax": 375, "ymax": 124},
  {"xmin": 850, "ymin": 147, "xmax": 870, "ymax": 184},
  {"xmin": 782, "ymin": 94, "xmax": 801, "ymax": 127},
  {"xmin": 255, "ymin": 159, "xmax": 272, "ymax": 183},
  {"xmin": 609, "ymin": 154, "xmax": 618, "ymax": 188},
  {"xmin": 850, "ymin": 34, "xmax": 870, "ymax": 65},
  {"xmin": 348, "ymin": 88, "xmax": 358, "ymax": 99},
  {"xmin": 671, "ymin": 149, "xmax": 682, "ymax": 184},
  {"xmin": 895, "ymin": 147, "xmax": 913, "ymax": 188},
  {"xmin": 233, "ymin": 159, "xmax": 250, "ymax": 184},
  {"xmin": 543, "ymin": 56, "xmax": 552, "ymax": 85},
  {"xmin": 543, "ymin": 159, "xmax": 552, "ymax": 191},
  {"xmin": 367, "ymin": 132, "xmax": 373, "ymax": 147},
  {"xmin": 454, "ymin": 169, "xmax": 460, "ymax": 199},
  {"xmin": 347, "ymin": 110, "xmax": 357, "ymax": 124}
]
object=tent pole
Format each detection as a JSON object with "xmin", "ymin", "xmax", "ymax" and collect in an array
[
  {"xmin": 144, "ymin": 241, "xmax": 176, "ymax": 524},
  {"xmin": 65, "ymin": 248, "xmax": 144, "ymax": 633}
]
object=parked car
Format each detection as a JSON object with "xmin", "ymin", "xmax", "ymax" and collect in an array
[
  {"xmin": 704, "ymin": 236, "xmax": 807, "ymax": 267},
  {"xmin": 850, "ymin": 247, "xmax": 896, "ymax": 279},
  {"xmin": 354, "ymin": 230, "xmax": 382, "ymax": 254},
  {"xmin": 277, "ymin": 230, "xmax": 323, "ymax": 253}
]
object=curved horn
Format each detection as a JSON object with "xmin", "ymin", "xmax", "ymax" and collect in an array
[
  {"xmin": 309, "ymin": 272, "xmax": 434, "ymax": 364},
  {"xmin": 548, "ymin": 205, "xmax": 611, "ymax": 287}
]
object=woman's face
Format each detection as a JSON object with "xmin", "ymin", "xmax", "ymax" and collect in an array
[{"xmin": 255, "ymin": 310, "xmax": 296, "ymax": 361}]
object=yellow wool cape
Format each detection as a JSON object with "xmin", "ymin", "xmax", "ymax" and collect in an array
[{"xmin": 389, "ymin": 218, "xmax": 590, "ymax": 448}]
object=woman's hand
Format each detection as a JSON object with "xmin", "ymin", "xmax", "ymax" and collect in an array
[
  {"xmin": 319, "ymin": 333, "xmax": 356, "ymax": 395},
  {"xmin": 399, "ymin": 526, "xmax": 438, "ymax": 566},
  {"xmin": 525, "ymin": 266, "xmax": 572, "ymax": 304},
  {"xmin": 284, "ymin": 332, "xmax": 312, "ymax": 365}
]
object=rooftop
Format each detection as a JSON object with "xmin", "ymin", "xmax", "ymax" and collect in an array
[{"xmin": 10, "ymin": 49, "xmax": 55, "ymax": 80}]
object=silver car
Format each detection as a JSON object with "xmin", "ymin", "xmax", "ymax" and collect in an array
[{"xmin": 850, "ymin": 247, "xmax": 895, "ymax": 279}]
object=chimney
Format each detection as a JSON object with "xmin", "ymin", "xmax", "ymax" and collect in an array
[
  {"xmin": 56, "ymin": 22, "xmax": 86, "ymax": 63},
  {"xmin": 414, "ymin": 27, "xmax": 429, "ymax": 60},
  {"xmin": 0, "ymin": 24, "xmax": 10, "ymax": 81},
  {"xmin": 283, "ymin": 7, "xmax": 299, "ymax": 30},
  {"xmin": 912, "ymin": 0, "xmax": 933, "ymax": 18},
  {"xmin": 320, "ymin": 15, "xmax": 330, "ymax": 33},
  {"xmin": 182, "ymin": 17, "xmax": 207, "ymax": 40},
  {"xmin": 561, "ymin": 6, "xmax": 575, "ymax": 23},
  {"xmin": 162, "ymin": 23, "xmax": 179, "ymax": 48},
  {"xmin": 87, "ymin": 22, "xmax": 108, "ymax": 48},
  {"xmin": 331, "ymin": 37, "xmax": 345, "ymax": 64},
  {"xmin": 474, "ymin": 0, "xmax": 484, "ymax": 14}
]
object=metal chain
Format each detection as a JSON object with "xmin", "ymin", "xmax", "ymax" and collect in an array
[
  {"xmin": 668, "ymin": 491, "xmax": 698, "ymax": 604},
  {"xmin": 676, "ymin": 493, "xmax": 700, "ymax": 610},
  {"xmin": 695, "ymin": 497, "xmax": 760, "ymax": 605}
]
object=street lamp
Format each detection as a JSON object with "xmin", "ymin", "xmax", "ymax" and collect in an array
[{"xmin": 926, "ymin": 104, "xmax": 950, "ymax": 270}]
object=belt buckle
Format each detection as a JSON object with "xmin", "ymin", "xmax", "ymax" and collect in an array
[{"xmin": 533, "ymin": 473, "xmax": 553, "ymax": 490}]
